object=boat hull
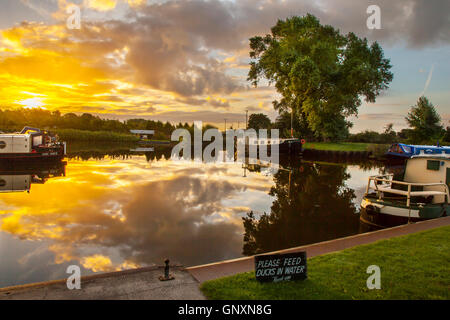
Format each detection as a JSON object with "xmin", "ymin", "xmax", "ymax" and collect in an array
[
  {"xmin": 245, "ymin": 140, "xmax": 303, "ymax": 157},
  {"xmin": 360, "ymin": 196, "xmax": 448, "ymax": 228},
  {"xmin": 0, "ymin": 147, "xmax": 65, "ymax": 163}
]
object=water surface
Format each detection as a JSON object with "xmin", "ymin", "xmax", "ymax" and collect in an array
[{"xmin": 0, "ymin": 147, "xmax": 383, "ymax": 287}]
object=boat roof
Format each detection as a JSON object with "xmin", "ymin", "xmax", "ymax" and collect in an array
[
  {"xmin": 410, "ymin": 154, "xmax": 450, "ymax": 160},
  {"xmin": 397, "ymin": 143, "xmax": 450, "ymax": 150}
]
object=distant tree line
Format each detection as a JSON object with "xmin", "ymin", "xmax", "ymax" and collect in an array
[
  {"xmin": 0, "ymin": 108, "xmax": 216, "ymax": 141},
  {"xmin": 1, "ymin": 94, "xmax": 447, "ymax": 145},
  {"xmin": 247, "ymin": 96, "xmax": 450, "ymax": 144}
]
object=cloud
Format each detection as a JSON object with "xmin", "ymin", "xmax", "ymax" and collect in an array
[
  {"xmin": 84, "ymin": 0, "xmax": 118, "ymax": 12},
  {"xmin": 20, "ymin": 0, "xmax": 52, "ymax": 18},
  {"xmin": 299, "ymin": 0, "xmax": 450, "ymax": 48},
  {"xmin": 207, "ymin": 97, "xmax": 230, "ymax": 109},
  {"xmin": 142, "ymin": 110, "xmax": 247, "ymax": 123},
  {"xmin": 0, "ymin": 0, "xmax": 449, "ymax": 120},
  {"xmin": 441, "ymin": 114, "xmax": 450, "ymax": 125},
  {"xmin": 358, "ymin": 113, "xmax": 405, "ymax": 121},
  {"xmin": 83, "ymin": 0, "xmax": 146, "ymax": 11},
  {"xmin": 405, "ymin": 0, "xmax": 450, "ymax": 47}
]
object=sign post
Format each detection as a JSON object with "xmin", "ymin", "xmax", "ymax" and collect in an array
[{"xmin": 255, "ymin": 252, "xmax": 307, "ymax": 283}]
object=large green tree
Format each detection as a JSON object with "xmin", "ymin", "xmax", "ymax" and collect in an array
[
  {"xmin": 247, "ymin": 113, "xmax": 271, "ymax": 130},
  {"xmin": 405, "ymin": 96, "xmax": 444, "ymax": 143},
  {"xmin": 272, "ymin": 109, "xmax": 313, "ymax": 139},
  {"xmin": 443, "ymin": 127, "xmax": 450, "ymax": 143},
  {"xmin": 248, "ymin": 14, "xmax": 393, "ymax": 141}
]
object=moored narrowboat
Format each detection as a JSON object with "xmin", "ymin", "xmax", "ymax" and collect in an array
[
  {"xmin": 361, "ymin": 154, "xmax": 450, "ymax": 228},
  {"xmin": 385, "ymin": 143, "xmax": 450, "ymax": 160},
  {"xmin": 246, "ymin": 138, "xmax": 304, "ymax": 157},
  {"xmin": 0, "ymin": 127, "xmax": 66, "ymax": 162}
]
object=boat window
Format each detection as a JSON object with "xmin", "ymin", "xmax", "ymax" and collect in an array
[
  {"xmin": 427, "ymin": 160, "xmax": 440, "ymax": 171},
  {"xmin": 402, "ymin": 146, "xmax": 411, "ymax": 153},
  {"xmin": 0, "ymin": 179, "xmax": 6, "ymax": 187},
  {"xmin": 0, "ymin": 141, "xmax": 6, "ymax": 149},
  {"xmin": 389, "ymin": 144, "xmax": 404, "ymax": 153}
]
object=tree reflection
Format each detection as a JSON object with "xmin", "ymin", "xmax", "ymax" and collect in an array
[
  {"xmin": 66, "ymin": 145, "xmax": 172, "ymax": 162},
  {"xmin": 242, "ymin": 162, "xmax": 360, "ymax": 255}
]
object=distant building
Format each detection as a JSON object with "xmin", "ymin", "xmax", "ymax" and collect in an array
[{"xmin": 130, "ymin": 130, "xmax": 155, "ymax": 140}]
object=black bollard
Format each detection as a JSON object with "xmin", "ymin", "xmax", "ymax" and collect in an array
[
  {"xmin": 159, "ymin": 258, "xmax": 175, "ymax": 281},
  {"xmin": 164, "ymin": 259, "xmax": 170, "ymax": 279}
]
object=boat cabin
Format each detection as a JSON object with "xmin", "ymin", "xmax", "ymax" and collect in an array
[
  {"xmin": 403, "ymin": 155, "xmax": 450, "ymax": 204},
  {"xmin": 361, "ymin": 155, "xmax": 449, "ymax": 226},
  {"xmin": 366, "ymin": 155, "xmax": 450, "ymax": 206}
]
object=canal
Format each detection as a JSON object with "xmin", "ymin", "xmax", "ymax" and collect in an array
[{"xmin": 0, "ymin": 145, "xmax": 387, "ymax": 287}]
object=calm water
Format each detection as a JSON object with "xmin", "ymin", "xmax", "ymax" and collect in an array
[{"xmin": 0, "ymin": 146, "xmax": 385, "ymax": 287}]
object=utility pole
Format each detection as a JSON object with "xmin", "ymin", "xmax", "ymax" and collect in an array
[
  {"xmin": 290, "ymin": 108, "xmax": 294, "ymax": 138},
  {"xmin": 224, "ymin": 119, "xmax": 227, "ymax": 132},
  {"xmin": 246, "ymin": 110, "xmax": 248, "ymax": 130}
]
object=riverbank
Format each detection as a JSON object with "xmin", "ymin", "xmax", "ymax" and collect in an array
[
  {"xmin": 200, "ymin": 224, "xmax": 449, "ymax": 300},
  {"xmin": 303, "ymin": 142, "xmax": 371, "ymax": 151},
  {"xmin": 54, "ymin": 129, "xmax": 139, "ymax": 142},
  {"xmin": 302, "ymin": 142, "xmax": 389, "ymax": 160}
]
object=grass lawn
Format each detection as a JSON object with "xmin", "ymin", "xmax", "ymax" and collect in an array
[
  {"xmin": 140, "ymin": 139, "xmax": 171, "ymax": 143},
  {"xmin": 200, "ymin": 226, "xmax": 450, "ymax": 300},
  {"xmin": 303, "ymin": 142, "xmax": 372, "ymax": 151}
]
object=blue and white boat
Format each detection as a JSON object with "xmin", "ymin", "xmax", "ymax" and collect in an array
[{"xmin": 385, "ymin": 143, "xmax": 450, "ymax": 160}]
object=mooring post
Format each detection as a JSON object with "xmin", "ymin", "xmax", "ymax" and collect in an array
[
  {"xmin": 159, "ymin": 258, "xmax": 175, "ymax": 281},
  {"xmin": 164, "ymin": 259, "xmax": 170, "ymax": 279}
]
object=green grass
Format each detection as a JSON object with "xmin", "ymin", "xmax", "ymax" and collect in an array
[
  {"xmin": 200, "ymin": 226, "xmax": 450, "ymax": 300},
  {"xmin": 54, "ymin": 129, "xmax": 139, "ymax": 142},
  {"xmin": 303, "ymin": 142, "xmax": 372, "ymax": 151},
  {"xmin": 140, "ymin": 139, "xmax": 171, "ymax": 143}
]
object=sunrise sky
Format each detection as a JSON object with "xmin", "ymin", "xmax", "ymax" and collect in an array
[{"xmin": 0, "ymin": 0, "xmax": 449, "ymax": 132}]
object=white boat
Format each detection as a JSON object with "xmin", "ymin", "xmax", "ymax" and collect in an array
[
  {"xmin": 360, "ymin": 153, "xmax": 450, "ymax": 227},
  {"xmin": 0, "ymin": 127, "xmax": 66, "ymax": 162}
]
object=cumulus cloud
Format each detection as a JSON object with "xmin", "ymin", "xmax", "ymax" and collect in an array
[
  {"xmin": 0, "ymin": 0, "xmax": 449, "ymax": 121},
  {"xmin": 86, "ymin": 0, "xmax": 450, "ymax": 97}
]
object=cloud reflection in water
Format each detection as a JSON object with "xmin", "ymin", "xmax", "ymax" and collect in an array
[{"xmin": 0, "ymin": 157, "xmax": 274, "ymax": 286}]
